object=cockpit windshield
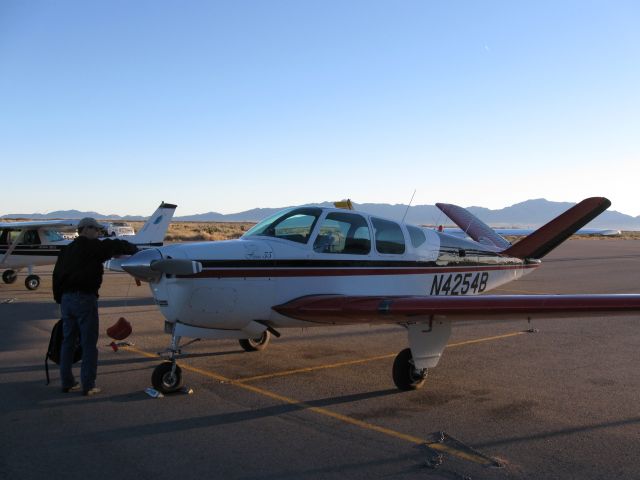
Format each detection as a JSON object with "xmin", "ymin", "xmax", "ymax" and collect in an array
[{"xmin": 242, "ymin": 207, "xmax": 322, "ymax": 244}]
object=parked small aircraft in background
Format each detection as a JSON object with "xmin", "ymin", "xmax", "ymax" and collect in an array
[
  {"xmin": 115, "ymin": 197, "xmax": 640, "ymax": 393},
  {"xmin": 443, "ymin": 227, "xmax": 621, "ymax": 238},
  {"xmin": 0, "ymin": 202, "xmax": 176, "ymax": 290}
]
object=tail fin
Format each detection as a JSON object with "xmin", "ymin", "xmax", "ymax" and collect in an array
[
  {"xmin": 436, "ymin": 203, "xmax": 511, "ymax": 250},
  {"xmin": 502, "ymin": 197, "xmax": 611, "ymax": 259},
  {"xmin": 130, "ymin": 202, "xmax": 177, "ymax": 247}
]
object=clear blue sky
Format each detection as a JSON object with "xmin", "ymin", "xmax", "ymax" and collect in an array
[{"xmin": 1, "ymin": 1, "xmax": 639, "ymax": 217}]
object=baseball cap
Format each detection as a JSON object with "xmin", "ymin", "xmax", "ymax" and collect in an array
[{"xmin": 78, "ymin": 217, "xmax": 101, "ymax": 231}]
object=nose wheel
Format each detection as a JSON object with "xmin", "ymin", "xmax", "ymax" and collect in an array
[{"xmin": 152, "ymin": 361, "xmax": 183, "ymax": 393}]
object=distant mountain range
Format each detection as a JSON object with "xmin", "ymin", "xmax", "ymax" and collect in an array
[{"xmin": 3, "ymin": 199, "xmax": 640, "ymax": 230}]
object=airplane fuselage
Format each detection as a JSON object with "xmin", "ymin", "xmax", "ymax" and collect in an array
[
  {"xmin": 0, "ymin": 235, "xmax": 67, "ymax": 270},
  {"xmin": 132, "ymin": 207, "xmax": 537, "ymax": 334}
]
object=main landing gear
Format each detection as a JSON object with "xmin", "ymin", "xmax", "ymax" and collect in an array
[
  {"xmin": 391, "ymin": 319, "xmax": 452, "ymax": 391},
  {"xmin": 2, "ymin": 269, "xmax": 41, "ymax": 290},
  {"xmin": 392, "ymin": 348, "xmax": 428, "ymax": 390},
  {"xmin": 239, "ymin": 330, "xmax": 271, "ymax": 352},
  {"xmin": 25, "ymin": 275, "xmax": 40, "ymax": 291}
]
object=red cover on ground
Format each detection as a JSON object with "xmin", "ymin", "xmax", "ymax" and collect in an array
[{"xmin": 106, "ymin": 317, "xmax": 132, "ymax": 340}]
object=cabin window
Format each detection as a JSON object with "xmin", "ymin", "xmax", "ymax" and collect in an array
[
  {"xmin": 21, "ymin": 230, "xmax": 41, "ymax": 245},
  {"xmin": 243, "ymin": 207, "xmax": 322, "ymax": 244},
  {"xmin": 313, "ymin": 212, "xmax": 371, "ymax": 254},
  {"xmin": 407, "ymin": 225, "xmax": 427, "ymax": 248},
  {"xmin": 0, "ymin": 229, "xmax": 11, "ymax": 245},
  {"xmin": 43, "ymin": 230, "xmax": 64, "ymax": 242},
  {"xmin": 371, "ymin": 218, "xmax": 406, "ymax": 254}
]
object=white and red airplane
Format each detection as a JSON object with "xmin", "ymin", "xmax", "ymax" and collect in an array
[
  {"xmin": 117, "ymin": 197, "xmax": 640, "ymax": 393},
  {"xmin": 0, "ymin": 202, "xmax": 176, "ymax": 290}
]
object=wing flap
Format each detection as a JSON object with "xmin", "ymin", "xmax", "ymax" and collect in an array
[{"xmin": 273, "ymin": 294, "xmax": 640, "ymax": 325}]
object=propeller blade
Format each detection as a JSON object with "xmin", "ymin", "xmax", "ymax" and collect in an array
[{"xmin": 150, "ymin": 259, "xmax": 202, "ymax": 276}]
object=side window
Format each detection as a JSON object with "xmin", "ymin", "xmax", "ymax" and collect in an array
[
  {"xmin": 5, "ymin": 230, "xmax": 21, "ymax": 245},
  {"xmin": 407, "ymin": 225, "xmax": 427, "ymax": 248},
  {"xmin": 371, "ymin": 218, "xmax": 405, "ymax": 254},
  {"xmin": 44, "ymin": 230, "xmax": 64, "ymax": 242},
  {"xmin": 313, "ymin": 212, "xmax": 371, "ymax": 255},
  {"xmin": 21, "ymin": 230, "xmax": 41, "ymax": 245}
]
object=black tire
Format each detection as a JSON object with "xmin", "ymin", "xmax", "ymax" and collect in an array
[
  {"xmin": 392, "ymin": 348, "xmax": 427, "ymax": 391},
  {"xmin": 239, "ymin": 330, "xmax": 271, "ymax": 352},
  {"xmin": 25, "ymin": 275, "xmax": 40, "ymax": 291},
  {"xmin": 152, "ymin": 361, "xmax": 182, "ymax": 393},
  {"xmin": 2, "ymin": 270, "xmax": 17, "ymax": 284}
]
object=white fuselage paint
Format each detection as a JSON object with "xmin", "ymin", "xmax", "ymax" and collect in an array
[{"xmin": 143, "ymin": 208, "xmax": 535, "ymax": 334}]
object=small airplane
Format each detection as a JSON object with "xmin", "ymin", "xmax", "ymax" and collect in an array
[
  {"xmin": 443, "ymin": 227, "xmax": 621, "ymax": 237},
  {"xmin": 115, "ymin": 197, "xmax": 640, "ymax": 393},
  {"xmin": 0, "ymin": 202, "xmax": 176, "ymax": 291}
]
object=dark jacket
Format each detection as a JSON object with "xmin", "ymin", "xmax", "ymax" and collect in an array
[{"xmin": 53, "ymin": 237, "xmax": 138, "ymax": 303}]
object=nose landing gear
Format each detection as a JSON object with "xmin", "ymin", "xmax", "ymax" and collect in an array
[
  {"xmin": 152, "ymin": 361, "xmax": 183, "ymax": 393},
  {"xmin": 152, "ymin": 332, "xmax": 185, "ymax": 394}
]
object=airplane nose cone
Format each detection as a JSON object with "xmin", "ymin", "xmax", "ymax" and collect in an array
[{"xmin": 121, "ymin": 248, "xmax": 163, "ymax": 283}]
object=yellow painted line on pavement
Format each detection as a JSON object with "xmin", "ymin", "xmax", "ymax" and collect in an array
[
  {"xmin": 237, "ymin": 353, "xmax": 397, "ymax": 383},
  {"xmin": 123, "ymin": 345, "xmax": 493, "ymax": 466},
  {"xmin": 237, "ymin": 331, "xmax": 527, "ymax": 383},
  {"xmin": 122, "ymin": 331, "xmax": 525, "ymax": 466}
]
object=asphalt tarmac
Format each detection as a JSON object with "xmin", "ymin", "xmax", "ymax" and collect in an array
[{"xmin": 1, "ymin": 239, "xmax": 639, "ymax": 480}]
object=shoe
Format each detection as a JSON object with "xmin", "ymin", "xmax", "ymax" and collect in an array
[
  {"xmin": 83, "ymin": 387, "xmax": 102, "ymax": 396},
  {"xmin": 62, "ymin": 382, "xmax": 81, "ymax": 393}
]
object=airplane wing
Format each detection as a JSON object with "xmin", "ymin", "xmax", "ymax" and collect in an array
[
  {"xmin": 0, "ymin": 220, "xmax": 78, "ymax": 229},
  {"xmin": 273, "ymin": 294, "xmax": 640, "ymax": 325}
]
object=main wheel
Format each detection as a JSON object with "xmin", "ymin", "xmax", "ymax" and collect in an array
[
  {"xmin": 239, "ymin": 330, "xmax": 271, "ymax": 352},
  {"xmin": 2, "ymin": 270, "xmax": 17, "ymax": 284},
  {"xmin": 152, "ymin": 361, "xmax": 182, "ymax": 393},
  {"xmin": 392, "ymin": 348, "xmax": 428, "ymax": 391},
  {"xmin": 25, "ymin": 275, "xmax": 40, "ymax": 291}
]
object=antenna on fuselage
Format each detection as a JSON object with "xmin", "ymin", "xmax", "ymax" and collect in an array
[{"xmin": 401, "ymin": 190, "xmax": 416, "ymax": 223}]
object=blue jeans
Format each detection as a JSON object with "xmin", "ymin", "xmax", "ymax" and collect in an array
[{"xmin": 60, "ymin": 292, "xmax": 99, "ymax": 390}]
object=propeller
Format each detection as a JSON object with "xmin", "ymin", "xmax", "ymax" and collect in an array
[
  {"xmin": 120, "ymin": 249, "xmax": 202, "ymax": 282},
  {"xmin": 150, "ymin": 259, "xmax": 203, "ymax": 276}
]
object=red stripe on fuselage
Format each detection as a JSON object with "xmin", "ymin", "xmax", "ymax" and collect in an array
[{"xmin": 179, "ymin": 263, "xmax": 537, "ymax": 279}]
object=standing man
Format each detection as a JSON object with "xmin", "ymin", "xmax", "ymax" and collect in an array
[{"xmin": 53, "ymin": 217, "xmax": 138, "ymax": 396}]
